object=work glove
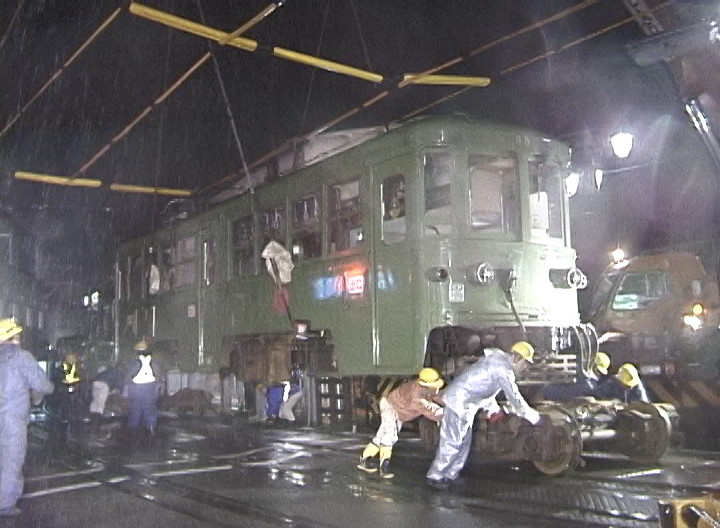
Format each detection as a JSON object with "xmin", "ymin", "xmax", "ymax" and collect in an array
[{"xmin": 487, "ymin": 411, "xmax": 506, "ymax": 424}]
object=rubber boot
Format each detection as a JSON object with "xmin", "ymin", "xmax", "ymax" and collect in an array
[
  {"xmin": 378, "ymin": 446, "xmax": 394, "ymax": 479},
  {"xmin": 356, "ymin": 443, "xmax": 379, "ymax": 473}
]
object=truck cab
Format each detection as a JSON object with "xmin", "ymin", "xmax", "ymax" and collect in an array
[{"xmin": 590, "ymin": 251, "xmax": 720, "ymax": 380}]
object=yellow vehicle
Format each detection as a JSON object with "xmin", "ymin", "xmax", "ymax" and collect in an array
[{"xmin": 590, "ymin": 251, "xmax": 720, "ymax": 448}]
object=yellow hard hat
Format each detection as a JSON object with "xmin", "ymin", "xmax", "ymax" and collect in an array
[
  {"xmin": 134, "ymin": 340, "xmax": 149, "ymax": 352},
  {"xmin": 616, "ymin": 363, "xmax": 640, "ymax": 388},
  {"xmin": 417, "ymin": 367, "xmax": 444, "ymax": 389},
  {"xmin": 594, "ymin": 352, "xmax": 610, "ymax": 375},
  {"xmin": 510, "ymin": 341, "xmax": 534, "ymax": 363},
  {"xmin": 0, "ymin": 318, "xmax": 23, "ymax": 343}
]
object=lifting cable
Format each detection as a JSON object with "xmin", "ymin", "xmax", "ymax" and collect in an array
[
  {"xmin": 299, "ymin": 0, "xmax": 331, "ymax": 135},
  {"xmin": 402, "ymin": 1, "xmax": 671, "ymax": 122},
  {"xmin": 196, "ymin": 0, "xmax": 607, "ymax": 195}
]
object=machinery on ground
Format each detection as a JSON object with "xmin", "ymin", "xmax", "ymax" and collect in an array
[{"xmin": 590, "ymin": 251, "xmax": 720, "ymax": 448}]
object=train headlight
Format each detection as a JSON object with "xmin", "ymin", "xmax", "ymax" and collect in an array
[
  {"xmin": 470, "ymin": 263, "xmax": 495, "ymax": 285},
  {"xmin": 549, "ymin": 268, "xmax": 587, "ymax": 289}
]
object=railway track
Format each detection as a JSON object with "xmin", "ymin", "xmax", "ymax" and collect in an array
[{"xmin": 23, "ymin": 420, "xmax": 719, "ymax": 527}]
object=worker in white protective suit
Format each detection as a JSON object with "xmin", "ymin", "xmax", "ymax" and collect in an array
[
  {"xmin": 0, "ymin": 319, "xmax": 54, "ymax": 516},
  {"xmin": 426, "ymin": 341, "xmax": 541, "ymax": 489}
]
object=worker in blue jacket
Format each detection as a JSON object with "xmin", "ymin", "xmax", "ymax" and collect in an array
[
  {"xmin": 0, "ymin": 319, "xmax": 54, "ymax": 517},
  {"xmin": 543, "ymin": 351, "xmax": 611, "ymax": 402},
  {"xmin": 593, "ymin": 363, "xmax": 649, "ymax": 403}
]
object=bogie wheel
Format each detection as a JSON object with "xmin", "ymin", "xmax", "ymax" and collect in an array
[
  {"xmin": 616, "ymin": 401, "xmax": 672, "ymax": 465},
  {"xmin": 532, "ymin": 425, "xmax": 582, "ymax": 476},
  {"xmin": 532, "ymin": 407, "xmax": 583, "ymax": 476}
]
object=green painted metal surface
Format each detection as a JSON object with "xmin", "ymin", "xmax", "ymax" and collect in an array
[{"xmin": 115, "ymin": 115, "xmax": 581, "ymax": 377}]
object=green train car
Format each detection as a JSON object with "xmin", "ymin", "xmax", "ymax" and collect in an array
[{"xmin": 115, "ymin": 115, "xmax": 593, "ymax": 422}]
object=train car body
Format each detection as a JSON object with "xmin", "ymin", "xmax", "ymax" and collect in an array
[
  {"xmin": 115, "ymin": 115, "xmax": 592, "ymax": 422},
  {"xmin": 590, "ymin": 251, "xmax": 720, "ymax": 447}
]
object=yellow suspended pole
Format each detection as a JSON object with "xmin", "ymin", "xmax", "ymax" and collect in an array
[
  {"xmin": 402, "ymin": 74, "xmax": 490, "ymax": 87},
  {"xmin": 13, "ymin": 171, "xmax": 192, "ymax": 196},
  {"xmin": 130, "ymin": 3, "xmax": 385, "ymax": 84},
  {"xmin": 0, "ymin": 7, "xmax": 123, "ymax": 140},
  {"xmin": 130, "ymin": 3, "xmax": 492, "ymax": 88},
  {"xmin": 15, "ymin": 171, "xmax": 102, "ymax": 188},
  {"xmin": 71, "ymin": 52, "xmax": 211, "ymax": 178},
  {"xmin": 109, "ymin": 183, "xmax": 192, "ymax": 196}
]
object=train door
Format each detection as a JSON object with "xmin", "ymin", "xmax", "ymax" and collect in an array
[
  {"xmin": 199, "ymin": 230, "xmax": 222, "ymax": 367},
  {"xmin": 372, "ymin": 156, "xmax": 418, "ymax": 370}
]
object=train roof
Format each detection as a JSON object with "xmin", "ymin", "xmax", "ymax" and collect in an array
[{"xmin": 122, "ymin": 114, "xmax": 569, "ymax": 247}]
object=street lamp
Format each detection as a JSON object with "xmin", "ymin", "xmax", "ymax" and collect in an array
[{"xmin": 610, "ymin": 132, "xmax": 634, "ymax": 159}]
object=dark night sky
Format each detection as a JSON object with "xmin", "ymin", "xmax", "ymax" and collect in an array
[{"xmin": 0, "ymin": 0, "xmax": 715, "ymax": 293}]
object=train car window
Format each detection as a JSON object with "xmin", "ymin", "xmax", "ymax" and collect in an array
[
  {"xmin": 232, "ymin": 216, "xmax": 256, "ymax": 276},
  {"xmin": 611, "ymin": 272, "xmax": 670, "ymax": 311},
  {"xmin": 172, "ymin": 236, "xmax": 197, "ymax": 289},
  {"xmin": 381, "ymin": 175, "xmax": 406, "ymax": 244},
  {"xmin": 292, "ymin": 195, "xmax": 321, "ymax": 261},
  {"xmin": 159, "ymin": 244, "xmax": 173, "ymax": 292},
  {"xmin": 424, "ymin": 153, "xmax": 454, "ymax": 236},
  {"xmin": 329, "ymin": 180, "xmax": 363, "ymax": 253},
  {"xmin": 468, "ymin": 154, "xmax": 519, "ymax": 236},
  {"xmin": 203, "ymin": 238, "xmax": 217, "ymax": 285},
  {"xmin": 129, "ymin": 254, "xmax": 142, "ymax": 300},
  {"xmin": 262, "ymin": 207, "xmax": 286, "ymax": 248},
  {"xmin": 529, "ymin": 157, "xmax": 564, "ymax": 241}
]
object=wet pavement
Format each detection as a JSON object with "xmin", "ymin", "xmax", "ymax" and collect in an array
[{"xmin": 3, "ymin": 414, "xmax": 720, "ymax": 528}]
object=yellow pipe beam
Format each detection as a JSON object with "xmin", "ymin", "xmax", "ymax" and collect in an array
[
  {"xmin": 15, "ymin": 171, "xmax": 102, "ymax": 188},
  {"xmin": 403, "ymin": 74, "xmax": 490, "ymax": 87},
  {"xmin": 13, "ymin": 171, "xmax": 191, "ymax": 196},
  {"xmin": 130, "ymin": 3, "xmax": 497, "ymax": 88},
  {"xmin": 109, "ymin": 183, "xmax": 192, "ymax": 196},
  {"xmin": 131, "ymin": 2, "xmax": 384, "ymax": 84}
]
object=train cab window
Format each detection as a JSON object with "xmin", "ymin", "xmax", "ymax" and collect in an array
[
  {"xmin": 159, "ymin": 244, "xmax": 173, "ymax": 292},
  {"xmin": 529, "ymin": 157, "xmax": 564, "ymax": 242},
  {"xmin": 171, "ymin": 236, "xmax": 197, "ymax": 289},
  {"xmin": 262, "ymin": 207, "xmax": 286, "ymax": 249},
  {"xmin": 129, "ymin": 255, "xmax": 142, "ymax": 300},
  {"xmin": 329, "ymin": 180, "xmax": 363, "ymax": 253},
  {"xmin": 611, "ymin": 272, "xmax": 670, "ymax": 311},
  {"xmin": 424, "ymin": 153, "xmax": 454, "ymax": 236},
  {"xmin": 292, "ymin": 195, "xmax": 322, "ymax": 261},
  {"xmin": 232, "ymin": 216, "xmax": 256, "ymax": 276},
  {"xmin": 468, "ymin": 154, "xmax": 519, "ymax": 237},
  {"xmin": 381, "ymin": 174, "xmax": 406, "ymax": 244}
]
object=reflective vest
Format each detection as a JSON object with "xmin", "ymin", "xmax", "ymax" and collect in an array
[
  {"xmin": 132, "ymin": 355, "xmax": 156, "ymax": 384},
  {"xmin": 63, "ymin": 362, "xmax": 80, "ymax": 384}
]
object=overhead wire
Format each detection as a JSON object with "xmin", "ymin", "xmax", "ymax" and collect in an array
[
  {"xmin": 0, "ymin": 5, "xmax": 124, "ymax": 140},
  {"xmin": 196, "ymin": 0, "xmax": 608, "ymax": 194},
  {"xmin": 299, "ymin": 0, "xmax": 331, "ymax": 135},
  {"xmin": 401, "ymin": 2, "xmax": 671, "ymax": 121},
  {"xmin": 0, "ymin": 0, "xmax": 26, "ymax": 53}
]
